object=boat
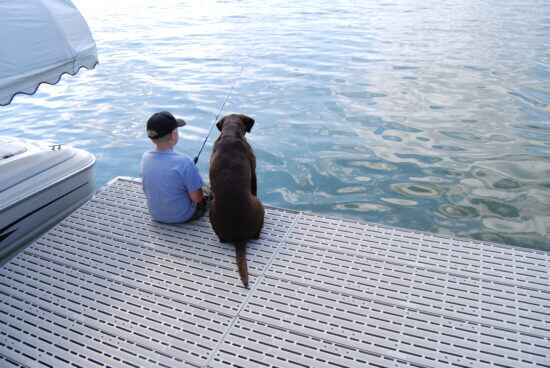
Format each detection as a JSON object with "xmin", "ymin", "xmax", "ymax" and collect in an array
[
  {"xmin": 0, "ymin": 136, "xmax": 95, "ymax": 261},
  {"xmin": 0, "ymin": 1, "xmax": 98, "ymax": 262}
]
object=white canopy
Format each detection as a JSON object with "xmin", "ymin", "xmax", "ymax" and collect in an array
[{"xmin": 0, "ymin": 0, "xmax": 98, "ymax": 106}]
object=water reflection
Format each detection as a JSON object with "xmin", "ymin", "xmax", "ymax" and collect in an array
[{"xmin": 1, "ymin": 0, "xmax": 549, "ymax": 249}]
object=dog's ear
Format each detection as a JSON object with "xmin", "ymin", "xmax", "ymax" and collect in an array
[
  {"xmin": 216, "ymin": 117, "xmax": 225, "ymax": 131},
  {"xmin": 240, "ymin": 114, "xmax": 255, "ymax": 133}
]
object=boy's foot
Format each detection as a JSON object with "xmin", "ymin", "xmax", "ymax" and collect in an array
[{"xmin": 187, "ymin": 200, "xmax": 207, "ymax": 222}]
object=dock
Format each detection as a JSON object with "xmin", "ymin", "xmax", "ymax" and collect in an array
[{"xmin": 1, "ymin": 177, "xmax": 549, "ymax": 368}]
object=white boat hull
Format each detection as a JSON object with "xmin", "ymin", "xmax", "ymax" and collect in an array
[{"xmin": 0, "ymin": 137, "xmax": 95, "ymax": 261}]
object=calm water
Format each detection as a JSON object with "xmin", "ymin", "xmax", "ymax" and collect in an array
[{"xmin": 1, "ymin": 0, "xmax": 549, "ymax": 249}]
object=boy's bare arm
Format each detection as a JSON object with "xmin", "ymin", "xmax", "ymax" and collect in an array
[{"xmin": 189, "ymin": 189, "xmax": 204, "ymax": 204}]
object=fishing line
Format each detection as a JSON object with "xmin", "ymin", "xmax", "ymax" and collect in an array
[{"xmin": 193, "ymin": 63, "xmax": 246, "ymax": 165}]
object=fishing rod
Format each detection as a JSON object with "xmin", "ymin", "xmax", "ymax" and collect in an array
[{"xmin": 193, "ymin": 64, "xmax": 245, "ymax": 165}]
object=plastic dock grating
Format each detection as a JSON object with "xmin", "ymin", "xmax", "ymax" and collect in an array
[{"xmin": 1, "ymin": 177, "xmax": 549, "ymax": 368}]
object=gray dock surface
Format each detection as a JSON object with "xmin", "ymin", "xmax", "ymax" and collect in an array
[{"xmin": 1, "ymin": 177, "xmax": 549, "ymax": 368}]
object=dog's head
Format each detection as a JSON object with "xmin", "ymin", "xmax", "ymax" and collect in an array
[{"xmin": 216, "ymin": 114, "xmax": 255, "ymax": 134}]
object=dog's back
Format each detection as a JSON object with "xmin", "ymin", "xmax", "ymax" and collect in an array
[{"xmin": 209, "ymin": 114, "xmax": 264, "ymax": 288}]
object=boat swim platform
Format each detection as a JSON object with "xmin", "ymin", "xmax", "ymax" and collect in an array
[{"xmin": 0, "ymin": 177, "xmax": 549, "ymax": 368}]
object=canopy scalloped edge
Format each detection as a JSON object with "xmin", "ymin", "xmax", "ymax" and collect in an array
[
  {"xmin": 0, "ymin": 0, "xmax": 99, "ymax": 107},
  {"xmin": 0, "ymin": 61, "xmax": 98, "ymax": 107}
]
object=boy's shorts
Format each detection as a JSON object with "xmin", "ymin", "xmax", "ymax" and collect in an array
[{"xmin": 186, "ymin": 186, "xmax": 211, "ymax": 222}]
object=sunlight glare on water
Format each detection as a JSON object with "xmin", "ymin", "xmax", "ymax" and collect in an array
[{"xmin": 1, "ymin": 0, "xmax": 549, "ymax": 249}]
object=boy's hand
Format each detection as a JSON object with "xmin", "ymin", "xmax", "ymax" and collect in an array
[{"xmin": 189, "ymin": 189, "xmax": 204, "ymax": 204}]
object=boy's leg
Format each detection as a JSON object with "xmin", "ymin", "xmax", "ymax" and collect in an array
[
  {"xmin": 187, "ymin": 201, "xmax": 206, "ymax": 222},
  {"xmin": 202, "ymin": 185, "xmax": 211, "ymax": 202},
  {"xmin": 186, "ymin": 186, "xmax": 211, "ymax": 222}
]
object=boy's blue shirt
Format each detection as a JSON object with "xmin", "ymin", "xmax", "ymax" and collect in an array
[{"xmin": 140, "ymin": 148, "xmax": 203, "ymax": 223}]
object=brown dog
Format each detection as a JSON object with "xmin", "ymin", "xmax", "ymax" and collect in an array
[{"xmin": 209, "ymin": 114, "xmax": 264, "ymax": 288}]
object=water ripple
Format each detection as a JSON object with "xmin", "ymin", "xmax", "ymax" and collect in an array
[{"xmin": 1, "ymin": 0, "xmax": 548, "ymax": 249}]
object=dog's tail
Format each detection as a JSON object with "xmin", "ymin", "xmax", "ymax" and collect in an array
[{"xmin": 234, "ymin": 241, "xmax": 249, "ymax": 289}]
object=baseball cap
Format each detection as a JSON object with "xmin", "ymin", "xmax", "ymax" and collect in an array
[{"xmin": 146, "ymin": 111, "xmax": 186, "ymax": 139}]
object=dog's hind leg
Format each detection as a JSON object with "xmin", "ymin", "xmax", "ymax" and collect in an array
[
  {"xmin": 253, "ymin": 224, "xmax": 262, "ymax": 240},
  {"xmin": 252, "ymin": 207, "xmax": 265, "ymax": 240}
]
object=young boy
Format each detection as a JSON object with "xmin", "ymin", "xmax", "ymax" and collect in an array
[{"xmin": 141, "ymin": 111, "xmax": 207, "ymax": 223}]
